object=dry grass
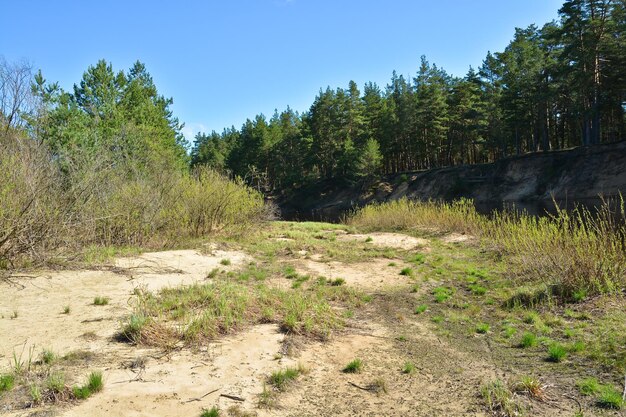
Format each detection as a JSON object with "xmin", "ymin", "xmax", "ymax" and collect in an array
[
  {"xmin": 347, "ymin": 198, "xmax": 484, "ymax": 235},
  {"xmin": 119, "ymin": 275, "xmax": 353, "ymax": 348},
  {"xmin": 348, "ymin": 197, "xmax": 626, "ymax": 298}
]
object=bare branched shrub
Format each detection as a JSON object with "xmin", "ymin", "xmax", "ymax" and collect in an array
[{"xmin": 0, "ymin": 135, "xmax": 63, "ymax": 267}]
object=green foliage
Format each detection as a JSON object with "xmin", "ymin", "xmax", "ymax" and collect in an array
[
  {"xmin": 120, "ymin": 314, "xmax": 148, "ymax": 344},
  {"xmin": 475, "ymin": 323, "xmax": 490, "ymax": 334},
  {"xmin": 577, "ymin": 378, "xmax": 602, "ymax": 396},
  {"xmin": 577, "ymin": 378, "xmax": 624, "ymax": 409},
  {"xmin": 399, "ymin": 267, "xmax": 414, "ymax": 277},
  {"xmin": 469, "ymin": 284, "xmax": 487, "ymax": 296},
  {"xmin": 123, "ymin": 277, "xmax": 350, "ymax": 347},
  {"xmin": 268, "ymin": 365, "xmax": 305, "ymax": 392},
  {"xmin": 402, "ymin": 362, "xmax": 416, "ymax": 374},
  {"xmin": 547, "ymin": 343, "xmax": 568, "ymax": 362},
  {"xmin": 200, "ymin": 407, "xmax": 220, "ymax": 417},
  {"xmin": 597, "ymin": 386, "xmax": 623, "ymax": 409},
  {"xmin": 410, "ymin": 253, "xmax": 426, "ymax": 264},
  {"xmin": 414, "ymin": 304, "xmax": 428, "ymax": 314},
  {"xmin": 0, "ymin": 374, "xmax": 15, "ymax": 392},
  {"xmin": 0, "ymin": 59, "xmax": 271, "ymax": 268},
  {"xmin": 519, "ymin": 332, "xmax": 537, "ymax": 348},
  {"xmin": 72, "ymin": 370, "xmax": 104, "ymax": 400},
  {"xmin": 41, "ymin": 349, "xmax": 55, "ymax": 365},
  {"xmin": 46, "ymin": 372, "xmax": 65, "ymax": 393},
  {"xmin": 433, "ymin": 287, "xmax": 454, "ymax": 303},
  {"xmin": 87, "ymin": 371, "xmax": 103, "ymax": 393},
  {"xmin": 30, "ymin": 384, "xmax": 41, "ymax": 403},
  {"xmin": 343, "ymin": 358, "xmax": 363, "ymax": 373}
]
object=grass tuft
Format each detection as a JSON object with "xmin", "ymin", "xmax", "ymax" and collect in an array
[
  {"xmin": 480, "ymin": 380, "xmax": 524, "ymax": 417},
  {"xmin": 597, "ymin": 386, "xmax": 623, "ymax": 409},
  {"xmin": 547, "ymin": 343, "xmax": 568, "ymax": 362},
  {"xmin": 399, "ymin": 267, "xmax": 414, "ymax": 277},
  {"xmin": 414, "ymin": 304, "xmax": 428, "ymax": 314},
  {"xmin": 268, "ymin": 365, "xmax": 306, "ymax": 392},
  {"xmin": 0, "ymin": 374, "xmax": 15, "ymax": 392},
  {"xmin": 87, "ymin": 371, "xmax": 103, "ymax": 392},
  {"xmin": 475, "ymin": 323, "xmax": 490, "ymax": 334},
  {"xmin": 343, "ymin": 358, "xmax": 363, "ymax": 373},
  {"xmin": 402, "ymin": 362, "xmax": 416, "ymax": 374},
  {"xmin": 200, "ymin": 406, "xmax": 220, "ymax": 417},
  {"xmin": 93, "ymin": 296, "xmax": 110, "ymax": 306},
  {"xmin": 513, "ymin": 376, "xmax": 545, "ymax": 400},
  {"xmin": 519, "ymin": 332, "xmax": 537, "ymax": 348},
  {"xmin": 41, "ymin": 349, "xmax": 55, "ymax": 365}
]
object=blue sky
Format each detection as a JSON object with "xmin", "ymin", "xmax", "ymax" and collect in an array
[{"xmin": 1, "ymin": 0, "xmax": 563, "ymax": 141}]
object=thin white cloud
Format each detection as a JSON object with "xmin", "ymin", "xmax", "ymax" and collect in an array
[{"xmin": 181, "ymin": 122, "xmax": 207, "ymax": 143}]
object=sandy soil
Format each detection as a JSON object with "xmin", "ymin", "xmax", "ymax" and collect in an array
[
  {"xmin": 0, "ymin": 235, "xmax": 580, "ymax": 417},
  {"xmin": 292, "ymin": 258, "xmax": 414, "ymax": 291},
  {"xmin": 338, "ymin": 233, "xmax": 429, "ymax": 250}
]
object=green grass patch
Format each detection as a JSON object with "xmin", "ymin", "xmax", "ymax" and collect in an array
[
  {"xmin": 200, "ymin": 407, "xmax": 220, "ymax": 417},
  {"xmin": 409, "ymin": 253, "xmax": 426, "ymax": 264},
  {"xmin": 268, "ymin": 364, "xmax": 306, "ymax": 392},
  {"xmin": 414, "ymin": 304, "xmax": 428, "ymax": 314},
  {"xmin": 402, "ymin": 362, "xmax": 416, "ymax": 374},
  {"xmin": 93, "ymin": 296, "xmax": 110, "ymax": 306},
  {"xmin": 41, "ymin": 349, "xmax": 55, "ymax": 365},
  {"xmin": 469, "ymin": 284, "xmax": 487, "ymax": 296},
  {"xmin": 347, "ymin": 198, "xmax": 626, "ymax": 298},
  {"xmin": 597, "ymin": 386, "xmax": 623, "ymax": 409},
  {"xmin": 433, "ymin": 287, "xmax": 454, "ymax": 303},
  {"xmin": 547, "ymin": 343, "xmax": 568, "ymax": 362},
  {"xmin": 121, "ymin": 275, "xmax": 360, "ymax": 347},
  {"xmin": 577, "ymin": 378, "xmax": 624, "ymax": 409},
  {"xmin": 328, "ymin": 277, "xmax": 346, "ymax": 286},
  {"xmin": 0, "ymin": 374, "xmax": 15, "ymax": 392},
  {"xmin": 343, "ymin": 358, "xmax": 363, "ymax": 373},
  {"xmin": 475, "ymin": 323, "xmax": 490, "ymax": 334},
  {"xmin": 72, "ymin": 370, "xmax": 104, "ymax": 400},
  {"xmin": 399, "ymin": 267, "xmax": 414, "ymax": 277},
  {"xmin": 519, "ymin": 332, "xmax": 537, "ymax": 348}
]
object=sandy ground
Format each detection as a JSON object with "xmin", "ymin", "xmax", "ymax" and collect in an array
[
  {"xmin": 338, "ymin": 233, "xmax": 429, "ymax": 251},
  {"xmin": 0, "ymin": 235, "xmax": 580, "ymax": 417},
  {"xmin": 293, "ymin": 258, "xmax": 415, "ymax": 291}
]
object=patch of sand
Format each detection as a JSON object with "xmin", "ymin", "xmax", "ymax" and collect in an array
[
  {"xmin": 293, "ymin": 258, "xmax": 413, "ymax": 291},
  {"xmin": 62, "ymin": 324, "xmax": 284, "ymax": 417},
  {"xmin": 441, "ymin": 233, "xmax": 473, "ymax": 244},
  {"xmin": 115, "ymin": 249, "xmax": 251, "ymax": 292},
  {"xmin": 338, "ymin": 232, "xmax": 428, "ymax": 251}
]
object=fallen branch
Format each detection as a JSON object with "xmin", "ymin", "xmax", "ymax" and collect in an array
[
  {"xmin": 348, "ymin": 381, "xmax": 370, "ymax": 392},
  {"xmin": 184, "ymin": 388, "xmax": 219, "ymax": 403},
  {"xmin": 220, "ymin": 393, "xmax": 245, "ymax": 402}
]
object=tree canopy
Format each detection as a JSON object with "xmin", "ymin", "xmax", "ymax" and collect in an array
[{"xmin": 191, "ymin": 0, "xmax": 625, "ymax": 193}]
